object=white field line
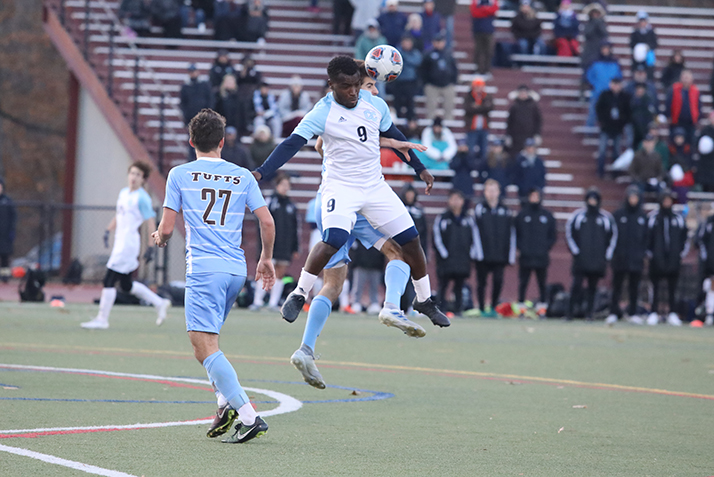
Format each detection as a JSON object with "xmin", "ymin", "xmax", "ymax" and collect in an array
[{"xmin": 0, "ymin": 444, "xmax": 138, "ymax": 477}]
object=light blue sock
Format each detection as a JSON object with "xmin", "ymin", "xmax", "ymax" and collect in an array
[
  {"xmin": 384, "ymin": 260, "xmax": 410, "ymax": 307},
  {"xmin": 203, "ymin": 350, "xmax": 249, "ymax": 410},
  {"xmin": 301, "ymin": 295, "xmax": 332, "ymax": 351}
]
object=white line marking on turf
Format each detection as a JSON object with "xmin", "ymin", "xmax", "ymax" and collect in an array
[{"xmin": 0, "ymin": 444, "xmax": 138, "ymax": 477}]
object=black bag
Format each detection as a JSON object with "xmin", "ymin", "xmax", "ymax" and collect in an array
[
  {"xmin": 236, "ymin": 280, "xmax": 254, "ymax": 308},
  {"xmin": 62, "ymin": 259, "xmax": 83, "ymax": 285},
  {"xmin": 19, "ymin": 269, "xmax": 46, "ymax": 302},
  {"xmin": 546, "ymin": 291, "xmax": 569, "ymax": 318}
]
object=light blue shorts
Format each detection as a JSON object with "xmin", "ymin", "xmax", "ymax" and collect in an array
[
  {"xmin": 185, "ymin": 272, "xmax": 246, "ymax": 334},
  {"xmin": 314, "ymin": 192, "xmax": 386, "ymax": 269}
]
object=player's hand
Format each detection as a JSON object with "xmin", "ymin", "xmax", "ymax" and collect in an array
[
  {"xmin": 419, "ymin": 170, "xmax": 434, "ymax": 195},
  {"xmin": 255, "ymin": 259, "xmax": 276, "ymax": 291},
  {"xmin": 151, "ymin": 230, "xmax": 168, "ymax": 248},
  {"xmin": 394, "ymin": 141, "xmax": 428, "ymax": 161},
  {"xmin": 252, "ymin": 170, "xmax": 262, "ymax": 181},
  {"xmin": 103, "ymin": 230, "xmax": 110, "ymax": 248}
]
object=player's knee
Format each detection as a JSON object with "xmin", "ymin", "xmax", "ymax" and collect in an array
[
  {"xmin": 322, "ymin": 227, "xmax": 350, "ymax": 250},
  {"xmin": 380, "ymin": 239, "xmax": 404, "ymax": 262},
  {"xmin": 120, "ymin": 280, "xmax": 133, "ymax": 293},
  {"xmin": 392, "ymin": 226, "xmax": 419, "ymax": 246}
]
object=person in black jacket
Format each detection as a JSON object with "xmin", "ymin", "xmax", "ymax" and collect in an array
[
  {"xmin": 222, "ymin": 126, "xmax": 254, "ymax": 169},
  {"xmin": 473, "ymin": 179, "xmax": 516, "ymax": 316},
  {"xmin": 433, "ymin": 189, "xmax": 478, "ymax": 315},
  {"xmin": 596, "ymin": 77, "xmax": 630, "ymax": 178},
  {"xmin": 630, "ymin": 10, "xmax": 657, "ymax": 78},
  {"xmin": 646, "ymin": 189, "xmax": 688, "ymax": 326},
  {"xmin": 180, "ymin": 64, "xmax": 213, "ymax": 126},
  {"xmin": 450, "ymin": 141, "xmax": 477, "ymax": 201},
  {"xmin": 565, "ymin": 187, "xmax": 617, "ymax": 320},
  {"xmin": 421, "ymin": 34, "xmax": 459, "ymax": 120},
  {"xmin": 0, "ymin": 178, "xmax": 17, "ymax": 283},
  {"xmin": 209, "ymin": 49, "xmax": 236, "ymax": 93},
  {"xmin": 606, "ymin": 185, "xmax": 648, "ymax": 325},
  {"xmin": 399, "ymin": 184, "xmax": 427, "ymax": 312},
  {"xmin": 251, "ymin": 173, "xmax": 299, "ymax": 311},
  {"xmin": 515, "ymin": 188, "xmax": 556, "ymax": 307}
]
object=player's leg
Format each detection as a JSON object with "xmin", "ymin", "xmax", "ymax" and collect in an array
[
  {"xmin": 81, "ymin": 269, "xmax": 121, "ymax": 329},
  {"xmin": 129, "ymin": 277, "xmax": 172, "ymax": 325},
  {"xmin": 268, "ymin": 261, "xmax": 288, "ymax": 308}
]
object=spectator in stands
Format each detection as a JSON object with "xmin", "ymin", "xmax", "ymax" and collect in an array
[
  {"xmin": 697, "ymin": 212, "xmax": 714, "ymax": 327},
  {"xmin": 405, "ymin": 13, "xmax": 426, "ymax": 52},
  {"xmin": 646, "ymin": 189, "xmax": 688, "ymax": 326},
  {"xmin": 434, "ymin": 0, "xmax": 457, "ymax": 51},
  {"xmin": 625, "ymin": 65, "xmax": 659, "ymax": 112},
  {"xmin": 235, "ymin": 55, "xmax": 262, "ymax": 135},
  {"xmin": 565, "ymin": 187, "xmax": 616, "ymax": 321},
  {"xmin": 250, "ymin": 125, "xmax": 276, "ymax": 167},
  {"xmin": 506, "ymin": 84, "xmax": 542, "ymax": 156},
  {"xmin": 666, "ymin": 69, "xmax": 701, "ymax": 148},
  {"xmin": 180, "ymin": 0, "xmax": 207, "ymax": 31},
  {"xmin": 222, "ymin": 126, "xmax": 255, "ymax": 169},
  {"xmin": 586, "ymin": 41, "xmax": 622, "ymax": 127},
  {"xmin": 119, "ymin": 0, "xmax": 152, "ymax": 36},
  {"xmin": 355, "ymin": 19, "xmax": 387, "ymax": 63},
  {"xmin": 669, "ymin": 127, "xmax": 694, "ymax": 203},
  {"xmin": 253, "ymin": 82, "xmax": 281, "ymax": 139},
  {"xmin": 349, "ymin": 0, "xmax": 382, "ymax": 40},
  {"xmin": 696, "ymin": 111, "xmax": 714, "ymax": 192},
  {"xmin": 473, "ymin": 179, "xmax": 515, "ymax": 316},
  {"xmin": 209, "ymin": 49, "xmax": 236, "ymax": 93},
  {"xmin": 511, "ymin": 0, "xmax": 544, "ymax": 56},
  {"xmin": 149, "ymin": 0, "xmax": 183, "ymax": 38},
  {"xmin": 630, "ymin": 10, "xmax": 657, "ymax": 78},
  {"xmin": 278, "ymin": 75, "xmax": 312, "ymax": 137},
  {"xmin": 596, "ymin": 77, "xmax": 630, "ymax": 178},
  {"xmin": 421, "ymin": 117, "xmax": 457, "ymax": 170},
  {"xmin": 422, "ymin": 34, "xmax": 458, "ymax": 120},
  {"xmin": 433, "ymin": 189, "xmax": 477, "ymax": 316},
  {"xmin": 378, "ymin": 0, "xmax": 407, "ymax": 47},
  {"xmin": 420, "ymin": 1, "xmax": 443, "ymax": 53},
  {"xmin": 399, "ymin": 184, "xmax": 428, "ymax": 312},
  {"xmin": 482, "ymin": 138, "xmax": 512, "ymax": 189},
  {"xmin": 661, "ymin": 50, "xmax": 685, "ymax": 91},
  {"xmin": 553, "ymin": 0, "xmax": 579, "ymax": 57},
  {"xmin": 515, "ymin": 187, "xmax": 556, "ymax": 308},
  {"xmin": 629, "ymin": 134, "xmax": 663, "ymax": 193},
  {"xmin": 333, "ymin": 0, "xmax": 354, "ymax": 36},
  {"xmin": 393, "ymin": 35, "xmax": 422, "ymax": 121},
  {"xmin": 180, "ymin": 64, "xmax": 213, "ymax": 125},
  {"xmin": 580, "ymin": 3, "xmax": 608, "ymax": 70},
  {"xmin": 242, "ymin": 0, "xmax": 269, "ymax": 43},
  {"xmin": 464, "ymin": 76, "xmax": 493, "ymax": 159},
  {"xmin": 629, "ymin": 82, "xmax": 657, "ymax": 150},
  {"xmin": 606, "ymin": 185, "xmax": 648, "ymax": 325},
  {"xmin": 513, "ymin": 138, "xmax": 546, "ymax": 199},
  {"xmin": 215, "ymin": 74, "xmax": 242, "ymax": 131},
  {"xmin": 470, "ymin": 0, "xmax": 499, "ymax": 75},
  {"xmin": 450, "ymin": 141, "xmax": 478, "ymax": 200},
  {"xmin": 213, "ymin": 0, "xmax": 241, "ymax": 41},
  {"xmin": 0, "ymin": 178, "xmax": 16, "ymax": 283},
  {"xmin": 350, "ymin": 241, "xmax": 385, "ymax": 314}
]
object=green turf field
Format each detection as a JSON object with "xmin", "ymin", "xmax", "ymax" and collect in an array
[{"xmin": 0, "ymin": 302, "xmax": 713, "ymax": 476}]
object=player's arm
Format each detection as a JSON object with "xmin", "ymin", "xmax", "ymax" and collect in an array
[
  {"xmin": 379, "ymin": 137, "xmax": 428, "ymax": 158},
  {"xmin": 253, "ymin": 134, "xmax": 307, "ymax": 181},
  {"xmin": 315, "ymin": 136, "xmax": 324, "ymax": 158},
  {"xmin": 253, "ymin": 205, "xmax": 276, "ymax": 290},
  {"xmin": 152, "ymin": 207, "xmax": 177, "ymax": 248},
  {"xmin": 103, "ymin": 216, "xmax": 117, "ymax": 248},
  {"xmin": 380, "ymin": 124, "xmax": 434, "ymax": 195},
  {"xmin": 144, "ymin": 217, "xmax": 157, "ymax": 247}
]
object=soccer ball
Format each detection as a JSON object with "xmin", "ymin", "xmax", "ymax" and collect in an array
[{"xmin": 364, "ymin": 45, "xmax": 403, "ymax": 83}]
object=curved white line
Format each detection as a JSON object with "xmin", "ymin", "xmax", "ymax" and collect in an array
[{"xmin": 0, "ymin": 444, "xmax": 137, "ymax": 477}]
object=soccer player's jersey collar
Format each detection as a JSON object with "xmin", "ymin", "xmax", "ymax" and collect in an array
[{"xmin": 196, "ymin": 156, "xmax": 225, "ymax": 162}]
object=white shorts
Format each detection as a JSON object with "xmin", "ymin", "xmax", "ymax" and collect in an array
[{"xmin": 320, "ymin": 180, "xmax": 415, "ymax": 238}]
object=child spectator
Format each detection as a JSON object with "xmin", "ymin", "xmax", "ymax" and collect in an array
[
  {"xmin": 464, "ymin": 76, "xmax": 494, "ymax": 159},
  {"xmin": 355, "ymin": 19, "xmax": 387, "ymax": 62},
  {"xmin": 553, "ymin": 0, "xmax": 579, "ymax": 57},
  {"xmin": 278, "ymin": 76, "xmax": 312, "ymax": 137},
  {"xmin": 586, "ymin": 41, "xmax": 622, "ymax": 127},
  {"xmin": 511, "ymin": 0, "xmax": 544, "ymax": 55},
  {"xmin": 421, "ymin": 117, "xmax": 457, "ymax": 170},
  {"xmin": 470, "ymin": 0, "xmax": 499, "ymax": 75},
  {"xmin": 513, "ymin": 138, "xmax": 546, "ymax": 199},
  {"xmin": 378, "ymin": 0, "xmax": 407, "ymax": 47},
  {"xmin": 393, "ymin": 35, "xmax": 423, "ymax": 121},
  {"xmin": 660, "ymin": 50, "xmax": 685, "ymax": 91},
  {"xmin": 669, "ymin": 127, "xmax": 694, "ymax": 203},
  {"xmin": 421, "ymin": 34, "xmax": 458, "ymax": 120},
  {"xmin": 630, "ymin": 10, "xmax": 657, "ymax": 78},
  {"xmin": 253, "ymin": 82, "xmax": 281, "ymax": 139},
  {"xmin": 506, "ymin": 85, "xmax": 542, "ymax": 156},
  {"xmin": 596, "ymin": 77, "xmax": 630, "ymax": 178},
  {"xmin": 433, "ymin": 189, "xmax": 478, "ymax": 315},
  {"xmin": 666, "ymin": 70, "xmax": 701, "ymax": 148}
]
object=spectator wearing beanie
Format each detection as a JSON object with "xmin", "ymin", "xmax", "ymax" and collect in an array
[
  {"xmin": 513, "ymin": 137, "xmax": 546, "ymax": 200},
  {"xmin": 506, "ymin": 84, "xmax": 542, "ymax": 156},
  {"xmin": 464, "ymin": 76, "xmax": 494, "ymax": 159}
]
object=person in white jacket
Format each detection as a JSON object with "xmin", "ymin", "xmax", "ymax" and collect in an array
[
  {"xmin": 421, "ymin": 116, "xmax": 457, "ymax": 170},
  {"xmin": 349, "ymin": 0, "xmax": 382, "ymax": 39}
]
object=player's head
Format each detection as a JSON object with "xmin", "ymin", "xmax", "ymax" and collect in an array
[
  {"xmin": 274, "ymin": 172, "xmax": 291, "ymax": 196},
  {"xmin": 128, "ymin": 161, "xmax": 151, "ymax": 190},
  {"xmin": 189, "ymin": 108, "xmax": 226, "ymax": 155},
  {"xmin": 327, "ymin": 55, "xmax": 361, "ymax": 109},
  {"xmin": 354, "ymin": 59, "xmax": 377, "ymax": 96}
]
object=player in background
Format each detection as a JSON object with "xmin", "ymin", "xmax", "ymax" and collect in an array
[
  {"xmin": 153, "ymin": 109, "xmax": 276, "ymax": 444},
  {"xmin": 81, "ymin": 162, "xmax": 171, "ymax": 330}
]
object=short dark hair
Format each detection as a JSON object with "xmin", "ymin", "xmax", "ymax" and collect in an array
[
  {"xmin": 129, "ymin": 161, "xmax": 151, "ymax": 180},
  {"xmin": 327, "ymin": 55, "xmax": 359, "ymax": 81},
  {"xmin": 189, "ymin": 109, "xmax": 226, "ymax": 153},
  {"xmin": 274, "ymin": 172, "xmax": 290, "ymax": 187},
  {"xmin": 448, "ymin": 188, "xmax": 464, "ymax": 199},
  {"xmin": 354, "ymin": 59, "xmax": 369, "ymax": 82}
]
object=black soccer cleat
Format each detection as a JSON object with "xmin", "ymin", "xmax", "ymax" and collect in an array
[
  {"xmin": 222, "ymin": 416, "xmax": 268, "ymax": 444},
  {"xmin": 280, "ymin": 292, "xmax": 305, "ymax": 323},
  {"xmin": 206, "ymin": 404, "xmax": 237, "ymax": 438},
  {"xmin": 413, "ymin": 297, "xmax": 451, "ymax": 327}
]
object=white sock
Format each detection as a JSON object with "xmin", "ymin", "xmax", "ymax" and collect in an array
[
  {"xmin": 130, "ymin": 282, "xmax": 163, "ymax": 307},
  {"xmin": 312, "ymin": 277, "xmax": 323, "ymax": 297},
  {"xmin": 215, "ymin": 388, "xmax": 228, "ymax": 408},
  {"xmin": 253, "ymin": 280, "xmax": 266, "ymax": 306},
  {"xmin": 706, "ymin": 291, "xmax": 714, "ymax": 315},
  {"xmin": 238, "ymin": 402, "xmax": 257, "ymax": 426},
  {"xmin": 268, "ymin": 279, "xmax": 285, "ymax": 307},
  {"xmin": 295, "ymin": 269, "xmax": 318, "ymax": 297},
  {"xmin": 97, "ymin": 287, "xmax": 117, "ymax": 322},
  {"xmin": 339, "ymin": 279, "xmax": 350, "ymax": 309},
  {"xmin": 412, "ymin": 276, "xmax": 432, "ymax": 303}
]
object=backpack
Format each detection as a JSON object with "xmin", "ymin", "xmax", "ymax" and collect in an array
[
  {"xmin": 62, "ymin": 259, "xmax": 83, "ymax": 285},
  {"xmin": 19, "ymin": 268, "xmax": 46, "ymax": 302}
]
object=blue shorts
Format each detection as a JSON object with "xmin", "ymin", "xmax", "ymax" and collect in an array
[
  {"xmin": 314, "ymin": 192, "xmax": 386, "ymax": 269},
  {"xmin": 185, "ymin": 272, "xmax": 246, "ymax": 334}
]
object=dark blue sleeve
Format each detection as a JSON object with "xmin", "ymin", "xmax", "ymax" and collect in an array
[
  {"xmin": 380, "ymin": 123, "xmax": 426, "ymax": 176},
  {"xmin": 255, "ymin": 134, "xmax": 308, "ymax": 181}
]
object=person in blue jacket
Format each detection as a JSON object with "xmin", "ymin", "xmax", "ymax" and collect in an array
[
  {"xmin": 586, "ymin": 41, "xmax": 622, "ymax": 127},
  {"xmin": 513, "ymin": 138, "xmax": 546, "ymax": 199},
  {"xmin": 377, "ymin": 0, "xmax": 408, "ymax": 47}
]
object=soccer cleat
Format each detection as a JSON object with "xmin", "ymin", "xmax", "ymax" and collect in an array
[
  {"xmin": 706, "ymin": 315, "xmax": 714, "ymax": 326},
  {"xmin": 605, "ymin": 314, "xmax": 618, "ymax": 326},
  {"xmin": 366, "ymin": 303, "xmax": 381, "ymax": 315},
  {"xmin": 666, "ymin": 312, "xmax": 682, "ymax": 326},
  {"xmin": 156, "ymin": 298, "xmax": 172, "ymax": 326},
  {"xmin": 378, "ymin": 306, "xmax": 426, "ymax": 338},
  {"xmin": 81, "ymin": 317, "xmax": 109, "ymax": 329},
  {"xmin": 206, "ymin": 405, "xmax": 237, "ymax": 438},
  {"xmin": 646, "ymin": 312, "xmax": 659, "ymax": 326},
  {"xmin": 222, "ymin": 416, "xmax": 268, "ymax": 444},
  {"xmin": 280, "ymin": 292, "xmax": 305, "ymax": 323},
  {"xmin": 628, "ymin": 315, "xmax": 645, "ymax": 325},
  {"xmin": 413, "ymin": 297, "xmax": 450, "ymax": 327},
  {"xmin": 290, "ymin": 348, "xmax": 326, "ymax": 389}
]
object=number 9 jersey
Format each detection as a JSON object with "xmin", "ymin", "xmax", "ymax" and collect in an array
[
  {"xmin": 293, "ymin": 89, "xmax": 393, "ymax": 188},
  {"xmin": 163, "ymin": 157, "xmax": 267, "ymax": 276}
]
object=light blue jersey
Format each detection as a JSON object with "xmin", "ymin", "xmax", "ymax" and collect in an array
[{"xmin": 163, "ymin": 157, "xmax": 266, "ymax": 277}]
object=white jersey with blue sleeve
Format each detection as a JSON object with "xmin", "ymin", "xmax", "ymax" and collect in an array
[
  {"xmin": 107, "ymin": 187, "xmax": 155, "ymax": 274},
  {"xmin": 293, "ymin": 90, "xmax": 392, "ymax": 188},
  {"xmin": 163, "ymin": 157, "xmax": 267, "ymax": 277}
]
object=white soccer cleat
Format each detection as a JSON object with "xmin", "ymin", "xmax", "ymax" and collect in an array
[
  {"xmin": 705, "ymin": 315, "xmax": 714, "ymax": 326},
  {"xmin": 666, "ymin": 312, "xmax": 682, "ymax": 326},
  {"xmin": 628, "ymin": 315, "xmax": 645, "ymax": 325},
  {"xmin": 605, "ymin": 314, "xmax": 618, "ymax": 326},
  {"xmin": 290, "ymin": 348, "xmax": 325, "ymax": 389},
  {"xmin": 378, "ymin": 306, "xmax": 426, "ymax": 338},
  {"xmin": 81, "ymin": 317, "xmax": 109, "ymax": 330},
  {"xmin": 366, "ymin": 303, "xmax": 381, "ymax": 315},
  {"xmin": 646, "ymin": 312, "xmax": 659, "ymax": 326},
  {"xmin": 156, "ymin": 298, "xmax": 172, "ymax": 326}
]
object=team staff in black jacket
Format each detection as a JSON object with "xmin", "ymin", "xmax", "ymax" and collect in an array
[
  {"xmin": 646, "ymin": 190, "xmax": 688, "ymax": 326},
  {"xmin": 433, "ymin": 189, "xmax": 479, "ymax": 315},
  {"xmin": 565, "ymin": 188, "xmax": 617, "ymax": 320},
  {"xmin": 473, "ymin": 179, "xmax": 516, "ymax": 316},
  {"xmin": 697, "ymin": 208, "xmax": 714, "ymax": 301},
  {"xmin": 606, "ymin": 185, "xmax": 648, "ymax": 325},
  {"xmin": 515, "ymin": 188, "xmax": 556, "ymax": 306}
]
